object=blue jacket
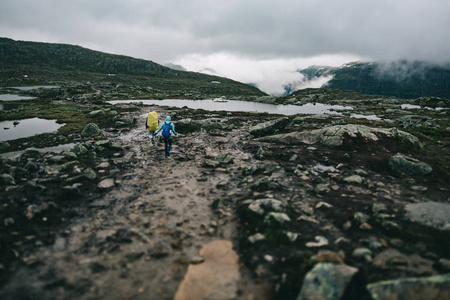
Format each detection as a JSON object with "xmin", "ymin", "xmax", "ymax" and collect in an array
[{"xmin": 155, "ymin": 116, "xmax": 177, "ymax": 137}]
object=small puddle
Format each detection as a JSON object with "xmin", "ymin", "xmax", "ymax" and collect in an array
[
  {"xmin": 0, "ymin": 94, "xmax": 36, "ymax": 101},
  {"xmin": 0, "ymin": 117, "xmax": 64, "ymax": 141}
]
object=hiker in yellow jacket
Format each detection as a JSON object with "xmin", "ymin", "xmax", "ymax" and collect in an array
[{"xmin": 145, "ymin": 110, "xmax": 159, "ymax": 145}]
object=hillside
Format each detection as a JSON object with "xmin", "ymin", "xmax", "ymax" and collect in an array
[
  {"xmin": 297, "ymin": 61, "xmax": 450, "ymax": 99},
  {"xmin": 0, "ymin": 37, "xmax": 266, "ymax": 99}
]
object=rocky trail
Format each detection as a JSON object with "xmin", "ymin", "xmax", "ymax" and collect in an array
[
  {"xmin": 1, "ymin": 98, "xmax": 450, "ymax": 299},
  {"xmin": 1, "ymin": 107, "xmax": 271, "ymax": 300}
]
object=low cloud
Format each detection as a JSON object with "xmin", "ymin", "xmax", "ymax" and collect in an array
[{"xmin": 175, "ymin": 53, "xmax": 360, "ymax": 95}]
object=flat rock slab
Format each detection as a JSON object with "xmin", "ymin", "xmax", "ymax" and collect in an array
[
  {"xmin": 174, "ymin": 240, "xmax": 240, "ymax": 300},
  {"xmin": 405, "ymin": 202, "xmax": 450, "ymax": 231},
  {"xmin": 367, "ymin": 273, "xmax": 450, "ymax": 300}
]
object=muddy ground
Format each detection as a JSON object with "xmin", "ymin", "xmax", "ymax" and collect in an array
[{"xmin": 1, "ymin": 98, "xmax": 449, "ymax": 299}]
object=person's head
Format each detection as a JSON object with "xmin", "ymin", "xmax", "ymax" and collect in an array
[{"xmin": 165, "ymin": 116, "xmax": 171, "ymax": 123}]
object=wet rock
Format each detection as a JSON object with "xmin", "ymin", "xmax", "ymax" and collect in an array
[
  {"xmin": 148, "ymin": 240, "xmax": 172, "ymax": 258},
  {"xmin": 315, "ymin": 183, "xmax": 330, "ymax": 194},
  {"xmin": 352, "ymin": 248, "xmax": 372, "ymax": 260},
  {"xmin": 367, "ymin": 273, "xmax": 450, "ymax": 300},
  {"xmin": 253, "ymin": 176, "xmax": 281, "ymax": 191},
  {"xmin": 98, "ymin": 178, "xmax": 115, "ymax": 189},
  {"xmin": 343, "ymin": 175, "xmax": 363, "ymax": 184},
  {"xmin": 1, "ymin": 173, "xmax": 15, "ymax": 184},
  {"xmin": 81, "ymin": 123, "xmax": 101, "ymax": 137},
  {"xmin": 405, "ymin": 202, "xmax": 450, "ymax": 231},
  {"xmin": 215, "ymin": 152, "xmax": 234, "ymax": 164},
  {"xmin": 256, "ymin": 124, "xmax": 421, "ymax": 149},
  {"xmin": 249, "ymin": 117, "xmax": 289, "ymax": 137},
  {"xmin": 87, "ymin": 109, "xmax": 105, "ymax": 118},
  {"xmin": 297, "ymin": 263, "xmax": 359, "ymax": 300},
  {"xmin": 436, "ymin": 258, "xmax": 450, "ymax": 273},
  {"xmin": 264, "ymin": 212, "xmax": 291, "ymax": 224},
  {"xmin": 353, "ymin": 212, "xmax": 370, "ymax": 224},
  {"xmin": 73, "ymin": 144, "xmax": 88, "ymax": 155},
  {"xmin": 306, "ymin": 236, "xmax": 329, "ymax": 248},
  {"xmin": 245, "ymin": 198, "xmax": 284, "ymax": 215},
  {"xmin": 389, "ymin": 153, "xmax": 432, "ymax": 176},
  {"xmin": 202, "ymin": 159, "xmax": 221, "ymax": 168}
]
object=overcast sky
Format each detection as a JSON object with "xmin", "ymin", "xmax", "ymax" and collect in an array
[{"xmin": 1, "ymin": 0, "xmax": 449, "ymax": 95}]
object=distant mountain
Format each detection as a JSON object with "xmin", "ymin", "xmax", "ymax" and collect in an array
[
  {"xmin": 0, "ymin": 37, "xmax": 266, "ymax": 98},
  {"xmin": 296, "ymin": 61, "xmax": 450, "ymax": 99}
]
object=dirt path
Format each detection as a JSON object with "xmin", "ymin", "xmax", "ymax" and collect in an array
[{"xmin": 1, "ymin": 109, "xmax": 271, "ymax": 300}]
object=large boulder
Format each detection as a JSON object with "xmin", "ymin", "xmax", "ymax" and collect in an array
[
  {"xmin": 367, "ymin": 273, "xmax": 450, "ymax": 300},
  {"xmin": 87, "ymin": 109, "xmax": 105, "ymax": 118},
  {"xmin": 405, "ymin": 202, "xmax": 450, "ymax": 231},
  {"xmin": 388, "ymin": 153, "xmax": 432, "ymax": 176},
  {"xmin": 296, "ymin": 263, "xmax": 359, "ymax": 300},
  {"xmin": 256, "ymin": 124, "xmax": 421, "ymax": 148},
  {"xmin": 81, "ymin": 123, "xmax": 101, "ymax": 137},
  {"xmin": 250, "ymin": 117, "xmax": 290, "ymax": 137}
]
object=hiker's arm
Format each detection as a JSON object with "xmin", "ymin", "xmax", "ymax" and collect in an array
[{"xmin": 171, "ymin": 123, "xmax": 177, "ymax": 135}]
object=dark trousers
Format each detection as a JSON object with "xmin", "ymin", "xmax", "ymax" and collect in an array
[{"xmin": 164, "ymin": 138, "xmax": 172, "ymax": 157}]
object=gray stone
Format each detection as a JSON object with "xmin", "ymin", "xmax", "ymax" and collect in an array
[
  {"xmin": 249, "ymin": 117, "xmax": 290, "ymax": 137},
  {"xmin": 352, "ymin": 247, "xmax": 372, "ymax": 259},
  {"xmin": 367, "ymin": 273, "xmax": 450, "ymax": 300},
  {"xmin": 405, "ymin": 202, "xmax": 450, "ymax": 231},
  {"xmin": 24, "ymin": 161, "xmax": 38, "ymax": 172},
  {"xmin": 297, "ymin": 263, "xmax": 359, "ymax": 300},
  {"xmin": 247, "ymin": 198, "xmax": 284, "ymax": 215},
  {"xmin": 248, "ymin": 233, "xmax": 265, "ymax": 244},
  {"xmin": 264, "ymin": 212, "xmax": 291, "ymax": 224},
  {"xmin": 389, "ymin": 153, "xmax": 432, "ymax": 176},
  {"xmin": 1, "ymin": 173, "xmax": 15, "ymax": 184},
  {"xmin": 315, "ymin": 183, "xmax": 330, "ymax": 194},
  {"xmin": 256, "ymin": 124, "xmax": 421, "ymax": 149},
  {"xmin": 98, "ymin": 178, "xmax": 115, "ymax": 189},
  {"xmin": 343, "ymin": 175, "xmax": 363, "ymax": 184},
  {"xmin": 81, "ymin": 123, "xmax": 101, "ymax": 137},
  {"xmin": 87, "ymin": 109, "xmax": 105, "ymax": 118}
]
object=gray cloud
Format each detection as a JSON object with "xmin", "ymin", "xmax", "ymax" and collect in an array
[{"xmin": 1, "ymin": 0, "xmax": 449, "ymax": 94}]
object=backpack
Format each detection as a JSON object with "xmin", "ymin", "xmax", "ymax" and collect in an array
[
  {"xmin": 146, "ymin": 111, "xmax": 159, "ymax": 131},
  {"xmin": 162, "ymin": 122, "xmax": 171, "ymax": 138}
]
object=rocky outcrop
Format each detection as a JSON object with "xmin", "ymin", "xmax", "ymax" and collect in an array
[
  {"xmin": 256, "ymin": 124, "xmax": 421, "ymax": 148},
  {"xmin": 81, "ymin": 123, "xmax": 101, "ymax": 137},
  {"xmin": 388, "ymin": 153, "xmax": 432, "ymax": 176},
  {"xmin": 367, "ymin": 273, "xmax": 450, "ymax": 300},
  {"xmin": 296, "ymin": 263, "xmax": 359, "ymax": 300},
  {"xmin": 405, "ymin": 202, "xmax": 450, "ymax": 231},
  {"xmin": 249, "ymin": 117, "xmax": 290, "ymax": 137}
]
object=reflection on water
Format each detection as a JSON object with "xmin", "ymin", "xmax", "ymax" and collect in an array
[
  {"xmin": 0, "ymin": 94, "xmax": 36, "ymax": 101},
  {"xmin": 0, "ymin": 117, "xmax": 64, "ymax": 141},
  {"xmin": 108, "ymin": 99, "xmax": 354, "ymax": 116}
]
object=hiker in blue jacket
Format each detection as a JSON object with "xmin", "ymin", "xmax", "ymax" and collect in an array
[{"xmin": 155, "ymin": 116, "xmax": 177, "ymax": 157}]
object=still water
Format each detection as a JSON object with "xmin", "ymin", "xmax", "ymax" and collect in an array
[
  {"xmin": 108, "ymin": 99, "xmax": 354, "ymax": 116},
  {"xmin": 0, "ymin": 118, "xmax": 64, "ymax": 141},
  {"xmin": 0, "ymin": 94, "xmax": 36, "ymax": 101}
]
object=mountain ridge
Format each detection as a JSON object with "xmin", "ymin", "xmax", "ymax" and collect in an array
[
  {"xmin": 296, "ymin": 61, "xmax": 450, "ymax": 99},
  {"xmin": 0, "ymin": 37, "xmax": 266, "ymax": 99}
]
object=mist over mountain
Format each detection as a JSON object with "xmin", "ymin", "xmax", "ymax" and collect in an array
[{"xmin": 294, "ymin": 61, "xmax": 450, "ymax": 99}]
